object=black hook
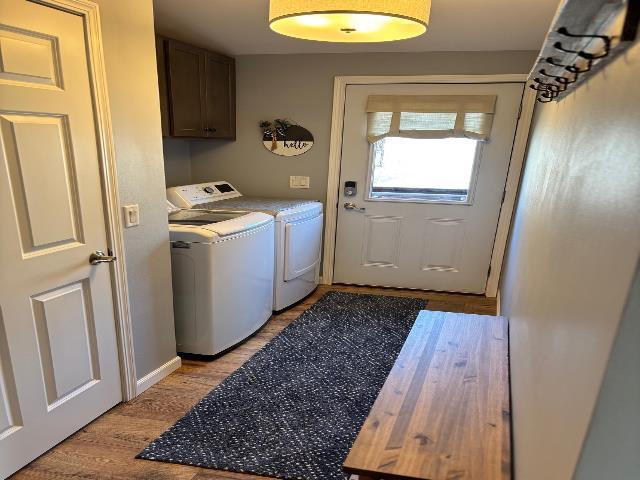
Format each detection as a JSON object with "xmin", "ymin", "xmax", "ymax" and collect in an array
[
  {"xmin": 539, "ymin": 68, "xmax": 577, "ymax": 85},
  {"xmin": 565, "ymin": 59, "xmax": 592, "ymax": 74},
  {"xmin": 533, "ymin": 77, "xmax": 565, "ymax": 92},
  {"xmin": 529, "ymin": 83, "xmax": 556, "ymax": 93},
  {"xmin": 536, "ymin": 88, "xmax": 558, "ymax": 103},
  {"xmin": 545, "ymin": 57, "xmax": 569, "ymax": 68},
  {"xmin": 538, "ymin": 68, "xmax": 555, "ymax": 79},
  {"xmin": 529, "ymin": 84, "xmax": 549, "ymax": 92},
  {"xmin": 557, "ymin": 27, "xmax": 612, "ymax": 52},
  {"xmin": 553, "ymin": 41, "xmax": 609, "ymax": 60},
  {"xmin": 532, "ymin": 79, "xmax": 559, "ymax": 103}
]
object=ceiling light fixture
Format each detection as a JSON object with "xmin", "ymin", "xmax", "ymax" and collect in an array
[{"xmin": 269, "ymin": 1, "xmax": 431, "ymax": 43}]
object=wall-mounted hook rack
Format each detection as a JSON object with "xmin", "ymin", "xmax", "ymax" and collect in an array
[{"xmin": 529, "ymin": 0, "xmax": 639, "ymax": 103}]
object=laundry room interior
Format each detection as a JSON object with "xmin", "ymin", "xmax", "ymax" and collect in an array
[{"xmin": 0, "ymin": 1, "xmax": 638, "ymax": 480}]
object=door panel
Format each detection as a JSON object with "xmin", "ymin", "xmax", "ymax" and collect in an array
[
  {"xmin": 0, "ymin": 1, "xmax": 121, "ymax": 477},
  {"xmin": 420, "ymin": 218, "xmax": 466, "ymax": 273},
  {"xmin": 0, "ymin": 26, "xmax": 60, "ymax": 88},
  {"xmin": 31, "ymin": 281, "xmax": 100, "ymax": 407},
  {"xmin": 334, "ymin": 83, "xmax": 523, "ymax": 293},
  {"xmin": 1, "ymin": 113, "xmax": 83, "ymax": 255},
  {"xmin": 0, "ymin": 312, "xmax": 21, "ymax": 439},
  {"xmin": 361, "ymin": 215, "xmax": 403, "ymax": 267}
]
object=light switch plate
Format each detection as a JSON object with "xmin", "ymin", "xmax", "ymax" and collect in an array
[
  {"xmin": 290, "ymin": 175, "xmax": 310, "ymax": 189},
  {"xmin": 122, "ymin": 204, "xmax": 140, "ymax": 227}
]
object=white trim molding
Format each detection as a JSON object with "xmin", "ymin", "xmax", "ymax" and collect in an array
[
  {"xmin": 322, "ymin": 74, "xmax": 534, "ymax": 297},
  {"xmin": 136, "ymin": 356, "xmax": 182, "ymax": 396},
  {"xmin": 485, "ymin": 87, "xmax": 537, "ymax": 297},
  {"xmin": 38, "ymin": 0, "xmax": 138, "ymax": 399}
]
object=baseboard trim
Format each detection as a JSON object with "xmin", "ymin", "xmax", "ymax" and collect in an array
[{"xmin": 136, "ymin": 356, "xmax": 181, "ymax": 396}]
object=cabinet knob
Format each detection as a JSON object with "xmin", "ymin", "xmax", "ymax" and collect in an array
[{"xmin": 204, "ymin": 127, "xmax": 217, "ymax": 133}]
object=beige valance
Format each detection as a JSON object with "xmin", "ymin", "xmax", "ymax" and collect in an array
[{"xmin": 366, "ymin": 95, "xmax": 497, "ymax": 143}]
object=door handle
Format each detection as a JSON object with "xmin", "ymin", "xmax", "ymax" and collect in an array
[
  {"xmin": 89, "ymin": 250, "xmax": 117, "ymax": 265},
  {"xmin": 344, "ymin": 202, "xmax": 366, "ymax": 212}
]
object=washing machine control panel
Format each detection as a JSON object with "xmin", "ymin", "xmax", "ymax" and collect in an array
[{"xmin": 167, "ymin": 181, "xmax": 242, "ymax": 208}]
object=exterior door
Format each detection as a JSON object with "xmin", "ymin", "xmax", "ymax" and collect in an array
[
  {"xmin": 333, "ymin": 83, "xmax": 524, "ymax": 293},
  {"xmin": 0, "ymin": 1, "xmax": 122, "ymax": 477}
]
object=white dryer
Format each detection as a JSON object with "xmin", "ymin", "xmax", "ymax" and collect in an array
[
  {"xmin": 168, "ymin": 208, "xmax": 274, "ymax": 355},
  {"xmin": 168, "ymin": 181, "xmax": 323, "ymax": 310}
]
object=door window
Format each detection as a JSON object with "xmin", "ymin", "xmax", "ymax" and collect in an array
[{"xmin": 367, "ymin": 137, "xmax": 481, "ymax": 204}]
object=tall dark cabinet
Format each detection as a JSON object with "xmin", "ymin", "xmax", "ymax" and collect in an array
[{"xmin": 156, "ymin": 36, "xmax": 236, "ymax": 140}]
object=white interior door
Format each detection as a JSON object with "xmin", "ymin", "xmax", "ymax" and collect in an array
[
  {"xmin": 333, "ymin": 83, "xmax": 524, "ymax": 293},
  {"xmin": 0, "ymin": 1, "xmax": 122, "ymax": 476}
]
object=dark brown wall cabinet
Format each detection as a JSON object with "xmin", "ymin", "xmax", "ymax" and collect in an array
[{"xmin": 157, "ymin": 37, "xmax": 236, "ymax": 139}]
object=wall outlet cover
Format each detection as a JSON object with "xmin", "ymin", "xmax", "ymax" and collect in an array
[
  {"xmin": 290, "ymin": 175, "xmax": 310, "ymax": 189},
  {"xmin": 123, "ymin": 204, "xmax": 140, "ymax": 227}
]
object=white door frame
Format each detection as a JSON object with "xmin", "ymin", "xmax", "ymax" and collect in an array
[
  {"xmin": 33, "ymin": 0, "xmax": 137, "ymax": 399},
  {"xmin": 322, "ymin": 74, "xmax": 536, "ymax": 297}
]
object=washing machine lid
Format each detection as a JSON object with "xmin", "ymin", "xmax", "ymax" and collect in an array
[
  {"xmin": 169, "ymin": 210, "xmax": 272, "ymax": 242},
  {"xmin": 197, "ymin": 197, "xmax": 321, "ymax": 218}
]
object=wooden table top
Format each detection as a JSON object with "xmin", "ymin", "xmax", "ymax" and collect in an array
[{"xmin": 343, "ymin": 310, "xmax": 511, "ymax": 480}]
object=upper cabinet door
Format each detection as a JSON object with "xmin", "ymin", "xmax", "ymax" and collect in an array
[
  {"xmin": 158, "ymin": 37, "xmax": 236, "ymax": 140},
  {"xmin": 204, "ymin": 52, "xmax": 236, "ymax": 139},
  {"xmin": 166, "ymin": 39, "xmax": 207, "ymax": 137}
]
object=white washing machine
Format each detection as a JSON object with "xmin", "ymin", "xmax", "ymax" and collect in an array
[
  {"xmin": 168, "ymin": 181, "xmax": 323, "ymax": 310},
  {"xmin": 168, "ymin": 208, "xmax": 274, "ymax": 355}
]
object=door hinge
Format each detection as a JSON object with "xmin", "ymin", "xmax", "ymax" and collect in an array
[
  {"xmin": 501, "ymin": 189, "xmax": 507, "ymax": 204},
  {"xmin": 487, "ymin": 265, "xmax": 492, "ymax": 277},
  {"xmin": 517, "ymin": 102, "xmax": 523, "ymax": 120}
]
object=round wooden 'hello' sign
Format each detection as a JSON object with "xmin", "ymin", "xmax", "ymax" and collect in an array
[{"xmin": 260, "ymin": 119, "xmax": 313, "ymax": 157}]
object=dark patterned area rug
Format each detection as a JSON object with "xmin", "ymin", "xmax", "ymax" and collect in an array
[{"xmin": 137, "ymin": 291, "xmax": 425, "ymax": 480}]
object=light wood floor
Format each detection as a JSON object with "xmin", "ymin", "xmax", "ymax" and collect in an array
[{"xmin": 11, "ymin": 285, "xmax": 495, "ymax": 480}]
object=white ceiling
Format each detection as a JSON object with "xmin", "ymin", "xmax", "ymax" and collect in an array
[{"xmin": 152, "ymin": 0, "xmax": 560, "ymax": 56}]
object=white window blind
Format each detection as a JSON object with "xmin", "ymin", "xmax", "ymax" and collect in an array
[{"xmin": 366, "ymin": 95, "xmax": 497, "ymax": 143}]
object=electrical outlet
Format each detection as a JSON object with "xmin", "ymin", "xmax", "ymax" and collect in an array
[
  {"xmin": 290, "ymin": 176, "xmax": 310, "ymax": 189},
  {"xmin": 122, "ymin": 204, "xmax": 140, "ymax": 227}
]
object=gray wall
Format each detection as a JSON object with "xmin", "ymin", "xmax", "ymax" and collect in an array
[
  {"xmin": 500, "ymin": 42, "xmax": 640, "ymax": 480},
  {"xmin": 163, "ymin": 139, "xmax": 192, "ymax": 187},
  {"xmin": 187, "ymin": 51, "xmax": 537, "ymax": 201},
  {"xmin": 573, "ymin": 261, "xmax": 640, "ymax": 480},
  {"xmin": 97, "ymin": 0, "xmax": 177, "ymax": 381}
]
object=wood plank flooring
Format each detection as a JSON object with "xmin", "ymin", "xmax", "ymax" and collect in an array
[{"xmin": 11, "ymin": 285, "xmax": 495, "ymax": 480}]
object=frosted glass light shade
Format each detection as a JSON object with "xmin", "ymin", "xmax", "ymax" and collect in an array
[{"xmin": 269, "ymin": 0, "xmax": 430, "ymax": 43}]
